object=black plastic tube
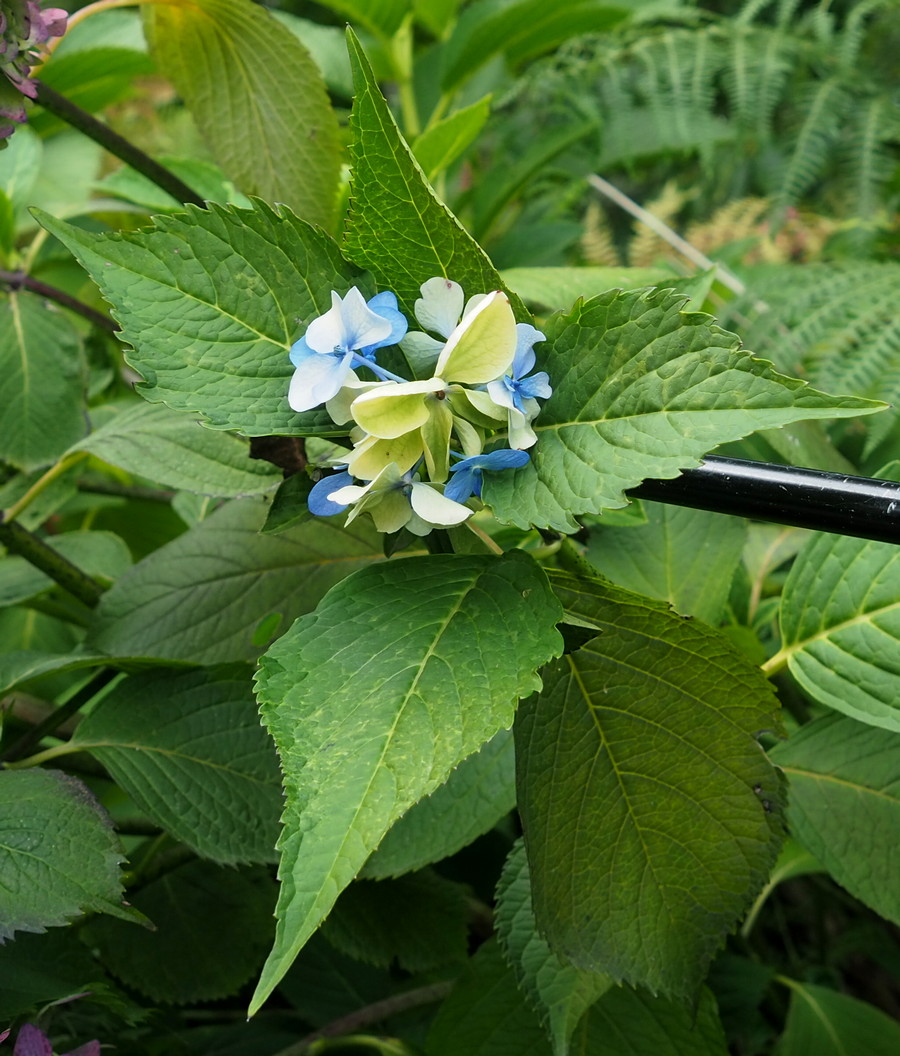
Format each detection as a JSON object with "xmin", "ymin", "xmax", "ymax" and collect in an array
[{"xmin": 629, "ymin": 456, "xmax": 900, "ymax": 545}]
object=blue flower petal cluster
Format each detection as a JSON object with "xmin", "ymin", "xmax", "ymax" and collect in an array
[{"xmin": 287, "ymin": 277, "xmax": 552, "ymax": 535}]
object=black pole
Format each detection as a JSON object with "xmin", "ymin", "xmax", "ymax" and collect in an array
[{"xmin": 629, "ymin": 456, "xmax": 900, "ymax": 545}]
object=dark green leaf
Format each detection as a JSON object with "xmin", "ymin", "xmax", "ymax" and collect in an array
[
  {"xmin": 483, "ymin": 289, "xmax": 881, "ymax": 531},
  {"xmin": 777, "ymin": 981, "xmax": 900, "ymax": 1056},
  {"xmin": 344, "ymin": 30, "xmax": 527, "ymax": 322},
  {"xmin": 35, "ymin": 203, "xmax": 364, "ymax": 437},
  {"xmin": 145, "ymin": 0, "xmax": 340, "ymax": 226},
  {"xmin": 0, "ymin": 650, "xmax": 107, "ymax": 697},
  {"xmin": 426, "ymin": 938, "xmax": 552, "ymax": 1056},
  {"xmin": 770, "ymin": 714, "xmax": 900, "ymax": 926},
  {"xmin": 516, "ymin": 572, "xmax": 783, "ymax": 999},
  {"xmin": 86, "ymin": 498, "xmax": 404, "ymax": 663},
  {"xmin": 0, "ymin": 929, "xmax": 105, "ymax": 1019},
  {"xmin": 0, "ymin": 292, "xmax": 86, "ymax": 471},
  {"xmin": 91, "ymin": 860, "xmax": 275, "ymax": 1004},
  {"xmin": 322, "ymin": 871, "xmax": 468, "ymax": 972},
  {"xmin": 71, "ymin": 666, "xmax": 282, "ymax": 864},
  {"xmin": 776, "ymin": 533, "xmax": 900, "ymax": 731},
  {"xmin": 496, "ymin": 839, "xmax": 611, "ymax": 1056},
  {"xmin": 251, "ymin": 550, "xmax": 562, "ymax": 1012},
  {"xmin": 363, "ymin": 728, "xmax": 515, "ymax": 879},
  {"xmin": 577, "ymin": 984, "xmax": 730, "ymax": 1055},
  {"xmin": 0, "ymin": 769, "xmax": 124, "ymax": 940}
]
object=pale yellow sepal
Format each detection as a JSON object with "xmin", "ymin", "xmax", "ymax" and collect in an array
[
  {"xmin": 435, "ymin": 291, "xmax": 517, "ymax": 385},
  {"xmin": 345, "ymin": 430, "xmax": 424, "ymax": 481},
  {"xmin": 351, "ymin": 378, "xmax": 445, "ymax": 439},
  {"xmin": 421, "ymin": 398, "xmax": 454, "ymax": 482},
  {"xmin": 325, "ymin": 374, "xmax": 392, "ymax": 426}
]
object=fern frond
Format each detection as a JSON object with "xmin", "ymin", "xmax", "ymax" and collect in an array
[
  {"xmin": 628, "ymin": 182, "xmax": 690, "ymax": 266},
  {"xmin": 840, "ymin": 94, "xmax": 900, "ymax": 245},
  {"xmin": 722, "ymin": 27, "xmax": 793, "ymax": 136},
  {"xmin": 685, "ymin": 197, "xmax": 770, "ymax": 254},
  {"xmin": 774, "ymin": 78, "xmax": 851, "ymax": 210},
  {"xmin": 838, "ymin": 0, "xmax": 899, "ymax": 70}
]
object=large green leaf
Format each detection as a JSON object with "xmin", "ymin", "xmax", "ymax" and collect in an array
[
  {"xmin": 0, "ymin": 769, "xmax": 124, "ymax": 940},
  {"xmin": 0, "ymin": 650, "xmax": 107, "ymax": 697},
  {"xmin": 769, "ymin": 714, "xmax": 900, "ymax": 926},
  {"xmin": 427, "ymin": 938, "xmax": 553, "ymax": 1056},
  {"xmin": 310, "ymin": 0, "xmax": 408, "ymax": 39},
  {"xmin": 0, "ymin": 292, "xmax": 86, "ymax": 471},
  {"xmin": 516, "ymin": 572, "xmax": 783, "ymax": 1000},
  {"xmin": 251, "ymin": 550, "xmax": 562, "ymax": 1012},
  {"xmin": 362, "ymin": 727, "xmax": 515, "ymax": 879},
  {"xmin": 343, "ymin": 31, "xmax": 527, "ymax": 322},
  {"xmin": 35, "ymin": 203, "xmax": 364, "ymax": 437},
  {"xmin": 71, "ymin": 666, "xmax": 283, "ymax": 864},
  {"xmin": 144, "ymin": 0, "xmax": 340, "ymax": 226},
  {"xmin": 775, "ymin": 533, "xmax": 900, "ymax": 731},
  {"xmin": 74, "ymin": 402, "xmax": 282, "ymax": 496},
  {"xmin": 495, "ymin": 839, "xmax": 612, "ymax": 1056},
  {"xmin": 585, "ymin": 502, "xmax": 746, "ymax": 624},
  {"xmin": 776, "ymin": 980, "xmax": 900, "ymax": 1056},
  {"xmin": 321, "ymin": 871, "xmax": 468, "ymax": 972},
  {"xmin": 86, "ymin": 498, "xmax": 402, "ymax": 664},
  {"xmin": 577, "ymin": 985, "xmax": 730, "ymax": 1055},
  {"xmin": 412, "ymin": 96, "xmax": 492, "ymax": 182},
  {"xmin": 91, "ymin": 860, "xmax": 275, "ymax": 1004},
  {"xmin": 483, "ymin": 289, "xmax": 882, "ymax": 531}
]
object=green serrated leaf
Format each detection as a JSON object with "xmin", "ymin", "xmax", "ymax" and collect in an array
[
  {"xmin": 34, "ymin": 202, "xmax": 364, "ymax": 437},
  {"xmin": 0, "ymin": 769, "xmax": 124, "ymax": 941},
  {"xmin": 412, "ymin": 96, "xmax": 492, "ymax": 182},
  {"xmin": 91, "ymin": 860, "xmax": 275, "ymax": 1004},
  {"xmin": 585, "ymin": 502, "xmax": 746, "ymax": 624},
  {"xmin": 144, "ymin": 0, "xmax": 340, "ymax": 226},
  {"xmin": 777, "ymin": 980, "xmax": 900, "ymax": 1056},
  {"xmin": 363, "ymin": 727, "xmax": 515, "ymax": 879},
  {"xmin": 71, "ymin": 666, "xmax": 282, "ymax": 864},
  {"xmin": 0, "ymin": 292, "xmax": 87, "ymax": 471},
  {"xmin": 496, "ymin": 839, "xmax": 612, "ymax": 1056},
  {"xmin": 0, "ymin": 530, "xmax": 131, "ymax": 607},
  {"xmin": 344, "ymin": 30, "xmax": 527, "ymax": 323},
  {"xmin": 322, "ymin": 871, "xmax": 468, "ymax": 972},
  {"xmin": 776, "ymin": 533, "xmax": 900, "ymax": 731},
  {"xmin": 86, "ymin": 498, "xmax": 407, "ymax": 664},
  {"xmin": 74, "ymin": 402, "xmax": 282, "ymax": 496},
  {"xmin": 427, "ymin": 938, "xmax": 552, "ymax": 1056},
  {"xmin": 499, "ymin": 266, "xmax": 672, "ymax": 313},
  {"xmin": 251, "ymin": 550, "xmax": 563, "ymax": 1012},
  {"xmin": 0, "ymin": 929, "xmax": 107, "ymax": 1020},
  {"xmin": 483, "ymin": 288, "xmax": 882, "ymax": 531},
  {"xmin": 516, "ymin": 571, "xmax": 783, "ymax": 1000},
  {"xmin": 577, "ymin": 984, "xmax": 730, "ymax": 1055},
  {"xmin": 770, "ymin": 714, "xmax": 900, "ymax": 926}
]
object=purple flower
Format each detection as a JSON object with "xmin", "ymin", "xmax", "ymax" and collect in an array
[
  {"xmin": 1, "ymin": 1, "xmax": 67, "ymax": 146},
  {"xmin": 5, "ymin": 1023, "xmax": 99, "ymax": 1056},
  {"xmin": 444, "ymin": 448, "xmax": 530, "ymax": 503}
]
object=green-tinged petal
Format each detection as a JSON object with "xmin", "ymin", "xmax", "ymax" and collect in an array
[
  {"xmin": 436, "ymin": 291, "xmax": 517, "ymax": 385},
  {"xmin": 409, "ymin": 482, "xmax": 472, "ymax": 527},
  {"xmin": 401, "ymin": 331, "xmax": 445, "ymax": 379},
  {"xmin": 451, "ymin": 387, "xmax": 508, "ymax": 428},
  {"xmin": 352, "ymin": 379, "xmax": 445, "ymax": 439},
  {"xmin": 369, "ymin": 489, "xmax": 414, "ymax": 534},
  {"xmin": 326, "ymin": 376, "xmax": 392, "ymax": 426},
  {"xmin": 454, "ymin": 416, "xmax": 484, "ymax": 457},
  {"xmin": 422, "ymin": 399, "xmax": 454, "ymax": 482},
  {"xmin": 345, "ymin": 431, "xmax": 424, "ymax": 480},
  {"xmin": 508, "ymin": 399, "xmax": 540, "ymax": 450}
]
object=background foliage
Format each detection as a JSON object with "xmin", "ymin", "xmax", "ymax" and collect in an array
[{"xmin": 1, "ymin": 0, "xmax": 898, "ymax": 1054}]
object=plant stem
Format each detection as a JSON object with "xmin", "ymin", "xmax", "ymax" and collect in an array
[
  {"xmin": 761, "ymin": 649, "xmax": 789, "ymax": 677},
  {"xmin": 4, "ymin": 451, "xmax": 89, "ymax": 523},
  {"xmin": 32, "ymin": 81, "xmax": 206, "ymax": 209},
  {"xmin": 1, "ymin": 667, "xmax": 116, "ymax": 764},
  {"xmin": 0, "ymin": 518, "xmax": 105, "ymax": 608},
  {"xmin": 390, "ymin": 16, "xmax": 421, "ymax": 139},
  {"xmin": 275, "ymin": 982, "xmax": 455, "ymax": 1055},
  {"xmin": 0, "ymin": 271, "xmax": 118, "ymax": 333}
]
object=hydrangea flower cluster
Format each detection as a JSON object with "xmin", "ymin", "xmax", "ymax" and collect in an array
[
  {"xmin": 0, "ymin": 0, "xmax": 66, "ymax": 146},
  {"xmin": 289, "ymin": 277, "xmax": 552, "ymax": 536}
]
